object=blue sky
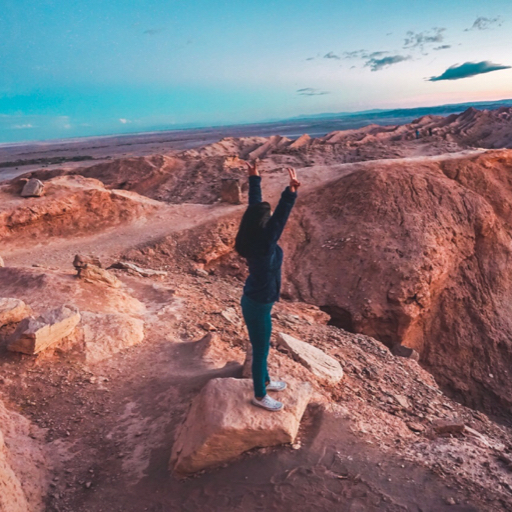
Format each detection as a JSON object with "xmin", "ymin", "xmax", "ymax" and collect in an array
[{"xmin": 1, "ymin": 0, "xmax": 511, "ymax": 142}]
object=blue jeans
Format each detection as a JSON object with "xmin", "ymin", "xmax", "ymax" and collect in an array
[{"xmin": 241, "ymin": 294, "xmax": 274, "ymax": 398}]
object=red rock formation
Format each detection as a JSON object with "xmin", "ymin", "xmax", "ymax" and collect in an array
[{"xmin": 282, "ymin": 149, "xmax": 512, "ymax": 412}]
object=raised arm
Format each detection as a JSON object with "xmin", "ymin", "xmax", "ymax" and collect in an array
[
  {"xmin": 246, "ymin": 161, "xmax": 262, "ymax": 205},
  {"xmin": 265, "ymin": 167, "xmax": 301, "ymax": 244}
]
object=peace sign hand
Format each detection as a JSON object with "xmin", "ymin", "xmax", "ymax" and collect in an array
[
  {"xmin": 245, "ymin": 161, "xmax": 259, "ymax": 177},
  {"xmin": 287, "ymin": 167, "xmax": 301, "ymax": 193}
]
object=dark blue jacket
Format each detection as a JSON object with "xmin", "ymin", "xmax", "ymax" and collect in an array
[{"xmin": 243, "ymin": 175, "xmax": 297, "ymax": 303}]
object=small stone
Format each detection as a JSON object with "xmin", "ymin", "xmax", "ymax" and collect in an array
[
  {"xmin": 407, "ymin": 422, "xmax": 425, "ymax": 433},
  {"xmin": 84, "ymin": 481, "xmax": 92, "ymax": 489},
  {"xmin": 445, "ymin": 497, "xmax": 456, "ymax": 505},
  {"xmin": 432, "ymin": 419, "xmax": 465, "ymax": 436},
  {"xmin": 21, "ymin": 178, "xmax": 45, "ymax": 197},
  {"xmin": 201, "ymin": 322, "xmax": 217, "ymax": 331},
  {"xmin": 391, "ymin": 344, "xmax": 420, "ymax": 361},
  {"xmin": 0, "ymin": 255, "xmax": 4, "ymax": 267},
  {"xmin": 73, "ymin": 254, "xmax": 102, "ymax": 269}
]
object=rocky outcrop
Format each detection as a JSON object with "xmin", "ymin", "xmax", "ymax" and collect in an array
[
  {"xmin": 0, "ymin": 175, "xmax": 159, "ymax": 243},
  {"xmin": 8, "ymin": 306, "xmax": 81, "ymax": 355},
  {"xmin": 170, "ymin": 378, "xmax": 312, "ymax": 475},
  {"xmin": 0, "ymin": 298, "xmax": 31, "ymax": 327},
  {"xmin": 282, "ymin": 149, "xmax": 512, "ymax": 412},
  {"xmin": 276, "ymin": 332, "xmax": 344, "ymax": 384}
]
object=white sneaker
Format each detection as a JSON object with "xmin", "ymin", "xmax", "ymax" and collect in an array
[
  {"xmin": 251, "ymin": 395, "xmax": 283, "ymax": 411},
  {"xmin": 266, "ymin": 380, "xmax": 287, "ymax": 392}
]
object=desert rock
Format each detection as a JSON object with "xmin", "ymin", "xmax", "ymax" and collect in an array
[
  {"xmin": 20, "ymin": 178, "xmax": 44, "ymax": 197},
  {"xmin": 108, "ymin": 261, "xmax": 167, "ymax": 278},
  {"xmin": 80, "ymin": 312, "xmax": 144, "ymax": 363},
  {"xmin": 276, "ymin": 332, "xmax": 344, "ymax": 384},
  {"xmin": 0, "ymin": 298, "xmax": 31, "ymax": 327},
  {"xmin": 73, "ymin": 254, "xmax": 102, "ymax": 269},
  {"xmin": 77, "ymin": 264, "xmax": 121, "ymax": 288},
  {"xmin": 170, "ymin": 377, "xmax": 312, "ymax": 475},
  {"xmin": 8, "ymin": 306, "xmax": 81, "ymax": 355},
  {"xmin": 0, "ymin": 255, "xmax": 4, "ymax": 267}
]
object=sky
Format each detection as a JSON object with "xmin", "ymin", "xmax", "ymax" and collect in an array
[{"xmin": 1, "ymin": 0, "xmax": 511, "ymax": 143}]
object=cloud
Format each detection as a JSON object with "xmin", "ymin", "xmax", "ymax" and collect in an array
[
  {"xmin": 13, "ymin": 124, "xmax": 34, "ymax": 129},
  {"xmin": 365, "ymin": 55, "xmax": 411, "ymax": 72},
  {"xmin": 119, "ymin": 118, "xmax": 131, "ymax": 124},
  {"xmin": 434, "ymin": 45, "xmax": 451, "ymax": 51},
  {"xmin": 465, "ymin": 17, "xmax": 503, "ymax": 31},
  {"xmin": 297, "ymin": 88, "xmax": 330, "ymax": 96},
  {"xmin": 343, "ymin": 49, "xmax": 367, "ymax": 59},
  {"xmin": 143, "ymin": 28, "xmax": 164, "ymax": 35},
  {"xmin": 404, "ymin": 28, "xmax": 445, "ymax": 49},
  {"xmin": 305, "ymin": 57, "xmax": 315, "ymax": 61},
  {"xmin": 428, "ymin": 61, "xmax": 511, "ymax": 81},
  {"xmin": 324, "ymin": 52, "xmax": 341, "ymax": 60}
]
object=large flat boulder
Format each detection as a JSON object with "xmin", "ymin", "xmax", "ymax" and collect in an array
[
  {"xmin": 0, "ymin": 299, "xmax": 31, "ymax": 327},
  {"xmin": 81, "ymin": 312, "xmax": 144, "ymax": 363},
  {"xmin": 170, "ymin": 377, "xmax": 312, "ymax": 476},
  {"xmin": 277, "ymin": 332, "xmax": 344, "ymax": 384},
  {"xmin": 8, "ymin": 306, "xmax": 81, "ymax": 355}
]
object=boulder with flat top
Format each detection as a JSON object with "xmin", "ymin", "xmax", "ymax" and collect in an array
[
  {"xmin": 8, "ymin": 306, "xmax": 81, "ymax": 355},
  {"xmin": 170, "ymin": 377, "xmax": 312, "ymax": 475}
]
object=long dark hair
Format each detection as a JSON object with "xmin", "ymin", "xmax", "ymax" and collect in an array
[{"xmin": 235, "ymin": 202, "xmax": 271, "ymax": 258}]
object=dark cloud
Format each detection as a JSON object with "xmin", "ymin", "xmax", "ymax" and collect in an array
[
  {"xmin": 428, "ymin": 61, "xmax": 511, "ymax": 81},
  {"xmin": 324, "ymin": 52, "xmax": 341, "ymax": 60},
  {"xmin": 343, "ymin": 49, "xmax": 367, "ymax": 59},
  {"xmin": 404, "ymin": 28, "xmax": 445, "ymax": 49},
  {"xmin": 434, "ymin": 45, "xmax": 451, "ymax": 51},
  {"xmin": 143, "ymin": 28, "xmax": 164, "ymax": 35},
  {"xmin": 305, "ymin": 57, "xmax": 315, "ymax": 61},
  {"xmin": 465, "ymin": 16, "xmax": 503, "ymax": 31},
  {"xmin": 297, "ymin": 88, "xmax": 330, "ymax": 96},
  {"xmin": 365, "ymin": 55, "xmax": 411, "ymax": 72}
]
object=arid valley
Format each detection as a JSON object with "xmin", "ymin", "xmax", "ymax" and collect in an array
[{"xmin": 2, "ymin": 106, "xmax": 512, "ymax": 511}]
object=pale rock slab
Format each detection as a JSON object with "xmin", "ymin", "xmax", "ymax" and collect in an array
[
  {"xmin": 0, "ymin": 299, "xmax": 31, "ymax": 327},
  {"xmin": 277, "ymin": 332, "xmax": 344, "ymax": 384},
  {"xmin": 20, "ymin": 179, "xmax": 44, "ymax": 198},
  {"xmin": 8, "ymin": 306, "xmax": 81, "ymax": 355},
  {"xmin": 170, "ymin": 377, "xmax": 312, "ymax": 475},
  {"xmin": 0, "ymin": 255, "xmax": 4, "ymax": 268},
  {"xmin": 81, "ymin": 312, "xmax": 144, "ymax": 363}
]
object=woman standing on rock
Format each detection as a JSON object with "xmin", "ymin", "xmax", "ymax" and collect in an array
[{"xmin": 235, "ymin": 161, "xmax": 301, "ymax": 411}]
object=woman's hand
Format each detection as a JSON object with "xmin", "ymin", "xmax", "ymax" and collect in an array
[
  {"xmin": 245, "ymin": 161, "xmax": 259, "ymax": 177},
  {"xmin": 287, "ymin": 167, "xmax": 301, "ymax": 193}
]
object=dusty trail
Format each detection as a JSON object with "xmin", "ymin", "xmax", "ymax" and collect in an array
[{"xmin": 2, "ymin": 202, "xmax": 241, "ymax": 268}]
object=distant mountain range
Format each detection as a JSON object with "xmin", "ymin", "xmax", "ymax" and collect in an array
[{"xmin": 285, "ymin": 99, "xmax": 512, "ymax": 123}]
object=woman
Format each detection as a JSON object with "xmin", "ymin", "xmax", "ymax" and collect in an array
[{"xmin": 235, "ymin": 161, "xmax": 301, "ymax": 411}]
